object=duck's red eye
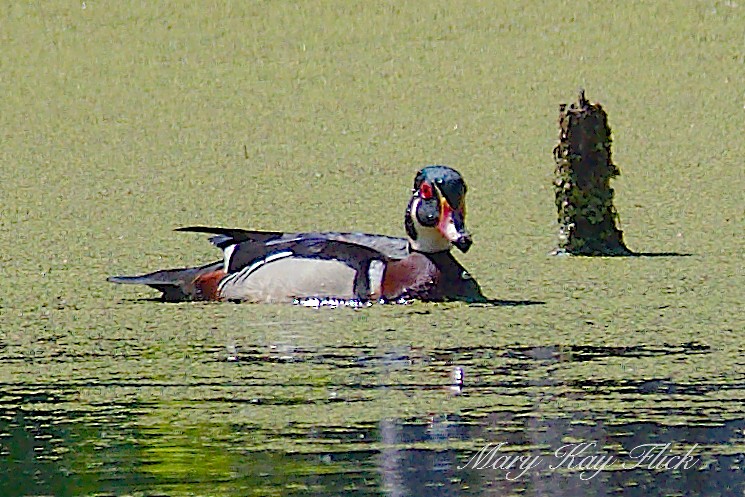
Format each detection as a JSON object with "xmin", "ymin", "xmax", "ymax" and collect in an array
[{"xmin": 419, "ymin": 182, "xmax": 434, "ymax": 199}]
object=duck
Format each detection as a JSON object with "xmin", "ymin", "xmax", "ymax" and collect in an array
[{"xmin": 107, "ymin": 165, "xmax": 485, "ymax": 304}]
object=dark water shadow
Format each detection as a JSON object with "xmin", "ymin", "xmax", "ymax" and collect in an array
[
  {"xmin": 469, "ymin": 298, "xmax": 545, "ymax": 307},
  {"xmin": 503, "ymin": 342, "xmax": 711, "ymax": 362},
  {"xmin": 625, "ymin": 251, "xmax": 693, "ymax": 257},
  {"xmin": 553, "ymin": 251, "xmax": 693, "ymax": 257}
]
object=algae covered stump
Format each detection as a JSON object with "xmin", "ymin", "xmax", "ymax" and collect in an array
[{"xmin": 553, "ymin": 90, "xmax": 632, "ymax": 256}]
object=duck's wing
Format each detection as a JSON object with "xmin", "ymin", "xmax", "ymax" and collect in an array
[
  {"xmin": 108, "ymin": 228, "xmax": 401, "ymax": 303},
  {"xmin": 202, "ymin": 229, "xmax": 391, "ymax": 302}
]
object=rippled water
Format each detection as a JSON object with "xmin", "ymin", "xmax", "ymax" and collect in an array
[{"xmin": 2, "ymin": 316, "xmax": 743, "ymax": 496}]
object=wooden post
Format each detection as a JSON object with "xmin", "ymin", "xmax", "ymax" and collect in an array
[{"xmin": 552, "ymin": 90, "xmax": 632, "ymax": 255}]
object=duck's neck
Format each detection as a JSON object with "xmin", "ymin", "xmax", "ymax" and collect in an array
[
  {"xmin": 406, "ymin": 227, "xmax": 453, "ymax": 253},
  {"xmin": 407, "ymin": 243, "xmax": 452, "ymax": 257}
]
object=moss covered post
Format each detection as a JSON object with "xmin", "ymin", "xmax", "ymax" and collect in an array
[{"xmin": 552, "ymin": 90, "xmax": 632, "ymax": 255}]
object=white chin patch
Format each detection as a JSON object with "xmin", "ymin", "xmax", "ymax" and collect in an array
[
  {"xmin": 409, "ymin": 225, "xmax": 452, "ymax": 253},
  {"xmin": 407, "ymin": 197, "xmax": 455, "ymax": 253}
]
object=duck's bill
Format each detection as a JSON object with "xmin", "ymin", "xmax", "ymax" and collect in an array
[{"xmin": 438, "ymin": 203, "xmax": 472, "ymax": 253}]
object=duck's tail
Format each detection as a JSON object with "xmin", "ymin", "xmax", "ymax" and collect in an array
[{"xmin": 107, "ymin": 261, "xmax": 225, "ymax": 301}]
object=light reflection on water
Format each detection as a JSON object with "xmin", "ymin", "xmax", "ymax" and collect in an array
[{"xmin": 1, "ymin": 342, "xmax": 743, "ymax": 496}]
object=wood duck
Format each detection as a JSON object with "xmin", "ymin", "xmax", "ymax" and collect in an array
[{"xmin": 108, "ymin": 165, "xmax": 486, "ymax": 304}]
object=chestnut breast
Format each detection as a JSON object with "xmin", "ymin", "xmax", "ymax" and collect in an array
[{"xmin": 380, "ymin": 251, "xmax": 485, "ymax": 302}]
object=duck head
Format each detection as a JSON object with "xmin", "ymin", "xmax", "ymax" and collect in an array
[{"xmin": 405, "ymin": 165, "xmax": 473, "ymax": 254}]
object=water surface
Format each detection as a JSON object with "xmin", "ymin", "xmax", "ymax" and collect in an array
[{"xmin": 1, "ymin": 1, "xmax": 743, "ymax": 495}]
